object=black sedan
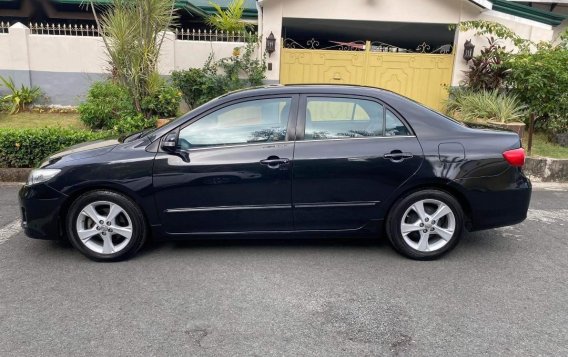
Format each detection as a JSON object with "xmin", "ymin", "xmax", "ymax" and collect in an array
[{"xmin": 19, "ymin": 85, "xmax": 531, "ymax": 261}]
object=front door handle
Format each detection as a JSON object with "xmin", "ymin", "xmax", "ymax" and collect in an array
[
  {"xmin": 384, "ymin": 151, "xmax": 413, "ymax": 162},
  {"xmin": 260, "ymin": 157, "xmax": 290, "ymax": 169}
]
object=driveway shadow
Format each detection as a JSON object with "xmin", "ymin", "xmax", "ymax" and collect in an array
[
  {"xmin": 138, "ymin": 234, "xmax": 391, "ymax": 257},
  {"xmin": 34, "ymin": 226, "xmax": 518, "ymax": 262}
]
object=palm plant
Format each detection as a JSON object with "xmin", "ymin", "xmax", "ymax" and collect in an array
[
  {"xmin": 89, "ymin": 0, "xmax": 177, "ymax": 114},
  {"xmin": 0, "ymin": 75, "xmax": 41, "ymax": 114},
  {"xmin": 206, "ymin": 0, "xmax": 252, "ymax": 32}
]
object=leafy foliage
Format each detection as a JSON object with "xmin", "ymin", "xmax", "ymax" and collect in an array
[
  {"xmin": 90, "ymin": 0, "xmax": 178, "ymax": 114},
  {"xmin": 453, "ymin": 20, "xmax": 532, "ymax": 50},
  {"xmin": 141, "ymin": 79, "xmax": 182, "ymax": 117},
  {"xmin": 444, "ymin": 88, "xmax": 527, "ymax": 123},
  {"xmin": 506, "ymin": 47, "xmax": 568, "ymax": 133},
  {"xmin": 172, "ymin": 40, "xmax": 265, "ymax": 109},
  {"xmin": 0, "ymin": 75, "xmax": 42, "ymax": 114},
  {"xmin": 454, "ymin": 20, "xmax": 568, "ymax": 134},
  {"xmin": 78, "ymin": 81, "xmax": 136, "ymax": 130},
  {"xmin": 217, "ymin": 41, "xmax": 266, "ymax": 87},
  {"xmin": 0, "ymin": 128, "xmax": 112, "ymax": 168},
  {"xmin": 111, "ymin": 113, "xmax": 157, "ymax": 134},
  {"xmin": 462, "ymin": 37, "xmax": 510, "ymax": 91},
  {"xmin": 206, "ymin": 0, "xmax": 252, "ymax": 32},
  {"xmin": 172, "ymin": 68, "xmax": 220, "ymax": 108}
]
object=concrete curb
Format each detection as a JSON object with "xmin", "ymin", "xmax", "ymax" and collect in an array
[
  {"xmin": 524, "ymin": 157, "xmax": 568, "ymax": 183},
  {"xmin": 0, "ymin": 168, "xmax": 32, "ymax": 183}
]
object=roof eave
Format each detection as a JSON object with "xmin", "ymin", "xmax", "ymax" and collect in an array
[
  {"xmin": 490, "ymin": 0, "xmax": 567, "ymax": 26},
  {"xmin": 468, "ymin": 0, "xmax": 493, "ymax": 10}
]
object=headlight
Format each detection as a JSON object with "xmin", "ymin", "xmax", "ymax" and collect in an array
[{"xmin": 27, "ymin": 169, "xmax": 61, "ymax": 185}]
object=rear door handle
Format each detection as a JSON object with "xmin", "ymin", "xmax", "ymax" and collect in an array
[
  {"xmin": 384, "ymin": 151, "xmax": 413, "ymax": 162},
  {"xmin": 260, "ymin": 157, "xmax": 290, "ymax": 169}
]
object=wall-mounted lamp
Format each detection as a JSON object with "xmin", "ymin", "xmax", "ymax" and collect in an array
[
  {"xmin": 266, "ymin": 32, "xmax": 276, "ymax": 56},
  {"xmin": 463, "ymin": 39, "xmax": 475, "ymax": 62}
]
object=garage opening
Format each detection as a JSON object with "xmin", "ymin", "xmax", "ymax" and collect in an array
[{"xmin": 282, "ymin": 18, "xmax": 456, "ymax": 53}]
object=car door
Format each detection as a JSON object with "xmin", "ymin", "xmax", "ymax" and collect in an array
[
  {"xmin": 292, "ymin": 95, "xmax": 424, "ymax": 231},
  {"xmin": 153, "ymin": 95, "xmax": 298, "ymax": 234}
]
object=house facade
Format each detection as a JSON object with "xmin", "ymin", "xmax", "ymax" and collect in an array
[
  {"xmin": 0, "ymin": 0, "xmax": 566, "ymax": 109},
  {"xmin": 257, "ymin": 0, "xmax": 567, "ymax": 110}
]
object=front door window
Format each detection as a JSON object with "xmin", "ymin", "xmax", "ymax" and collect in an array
[{"xmin": 179, "ymin": 98, "xmax": 292, "ymax": 149}]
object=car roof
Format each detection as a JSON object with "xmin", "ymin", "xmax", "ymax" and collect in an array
[{"xmin": 220, "ymin": 84, "xmax": 394, "ymax": 99}]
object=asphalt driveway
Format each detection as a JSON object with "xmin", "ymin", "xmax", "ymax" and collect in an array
[{"xmin": 0, "ymin": 182, "xmax": 567, "ymax": 356}]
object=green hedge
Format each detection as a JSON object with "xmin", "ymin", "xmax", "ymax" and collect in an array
[{"xmin": 0, "ymin": 128, "xmax": 112, "ymax": 168}]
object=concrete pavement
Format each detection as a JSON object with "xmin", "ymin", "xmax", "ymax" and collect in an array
[{"xmin": 0, "ymin": 183, "xmax": 567, "ymax": 356}]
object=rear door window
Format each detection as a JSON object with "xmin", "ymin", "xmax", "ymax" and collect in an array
[
  {"xmin": 304, "ymin": 97, "xmax": 384, "ymax": 140},
  {"xmin": 385, "ymin": 109, "xmax": 411, "ymax": 136}
]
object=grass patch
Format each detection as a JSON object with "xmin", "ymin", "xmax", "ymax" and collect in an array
[
  {"xmin": 0, "ymin": 112, "xmax": 85, "ymax": 129},
  {"xmin": 525, "ymin": 132, "xmax": 568, "ymax": 159}
]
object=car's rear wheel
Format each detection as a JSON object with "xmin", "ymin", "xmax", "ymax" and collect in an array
[
  {"xmin": 386, "ymin": 189, "xmax": 464, "ymax": 260},
  {"xmin": 66, "ymin": 190, "xmax": 147, "ymax": 262}
]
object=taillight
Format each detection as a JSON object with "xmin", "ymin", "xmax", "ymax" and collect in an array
[{"xmin": 503, "ymin": 148, "xmax": 525, "ymax": 167}]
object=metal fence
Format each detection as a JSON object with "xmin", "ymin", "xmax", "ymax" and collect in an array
[
  {"xmin": 0, "ymin": 22, "xmax": 9, "ymax": 34},
  {"xmin": 22, "ymin": 22, "xmax": 256, "ymax": 42},
  {"xmin": 29, "ymin": 23, "xmax": 100, "ymax": 36},
  {"xmin": 175, "ymin": 28, "xmax": 257, "ymax": 42}
]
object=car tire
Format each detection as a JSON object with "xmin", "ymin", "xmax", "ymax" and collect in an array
[
  {"xmin": 386, "ymin": 189, "xmax": 464, "ymax": 260},
  {"xmin": 66, "ymin": 190, "xmax": 147, "ymax": 262}
]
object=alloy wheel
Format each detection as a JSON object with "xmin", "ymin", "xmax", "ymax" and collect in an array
[
  {"xmin": 75, "ymin": 201, "xmax": 133, "ymax": 255},
  {"xmin": 400, "ymin": 199, "xmax": 456, "ymax": 252}
]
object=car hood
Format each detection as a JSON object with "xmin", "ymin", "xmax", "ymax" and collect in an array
[{"xmin": 41, "ymin": 139, "xmax": 119, "ymax": 167}]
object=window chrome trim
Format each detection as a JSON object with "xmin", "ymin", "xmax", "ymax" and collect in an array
[
  {"xmin": 185, "ymin": 141, "xmax": 294, "ymax": 152},
  {"xmin": 294, "ymin": 135, "xmax": 417, "ymax": 144},
  {"xmin": 183, "ymin": 135, "xmax": 416, "ymax": 152}
]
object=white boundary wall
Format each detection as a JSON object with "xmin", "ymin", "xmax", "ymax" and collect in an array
[{"xmin": 0, "ymin": 23, "xmax": 248, "ymax": 105}]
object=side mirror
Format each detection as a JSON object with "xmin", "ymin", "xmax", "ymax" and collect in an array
[
  {"xmin": 161, "ymin": 132, "xmax": 177, "ymax": 152},
  {"xmin": 161, "ymin": 131, "xmax": 190, "ymax": 163}
]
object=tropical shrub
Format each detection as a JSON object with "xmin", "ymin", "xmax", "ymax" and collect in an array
[
  {"xmin": 112, "ymin": 113, "xmax": 157, "ymax": 135},
  {"xmin": 78, "ymin": 81, "xmax": 136, "ymax": 130},
  {"xmin": 0, "ymin": 75, "xmax": 42, "ymax": 114},
  {"xmin": 462, "ymin": 37, "xmax": 510, "ymax": 91},
  {"xmin": 91, "ymin": 0, "xmax": 178, "ymax": 114},
  {"xmin": 444, "ymin": 88, "xmax": 526, "ymax": 123},
  {"xmin": 217, "ymin": 41, "xmax": 266, "ymax": 88},
  {"xmin": 172, "ymin": 68, "xmax": 212, "ymax": 109},
  {"xmin": 455, "ymin": 20, "xmax": 568, "ymax": 134},
  {"xmin": 141, "ymin": 81, "xmax": 182, "ymax": 118},
  {"xmin": 172, "ymin": 40, "xmax": 266, "ymax": 108},
  {"xmin": 506, "ymin": 46, "xmax": 568, "ymax": 133},
  {"xmin": 0, "ymin": 128, "xmax": 112, "ymax": 168},
  {"xmin": 0, "ymin": 98, "xmax": 10, "ymax": 113}
]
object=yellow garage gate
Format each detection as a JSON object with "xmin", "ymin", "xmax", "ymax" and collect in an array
[{"xmin": 280, "ymin": 40, "xmax": 455, "ymax": 112}]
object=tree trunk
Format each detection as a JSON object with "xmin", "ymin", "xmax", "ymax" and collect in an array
[{"xmin": 527, "ymin": 113, "xmax": 535, "ymax": 156}]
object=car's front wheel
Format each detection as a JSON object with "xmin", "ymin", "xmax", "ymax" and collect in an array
[
  {"xmin": 386, "ymin": 189, "xmax": 464, "ymax": 260},
  {"xmin": 66, "ymin": 190, "xmax": 147, "ymax": 261}
]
